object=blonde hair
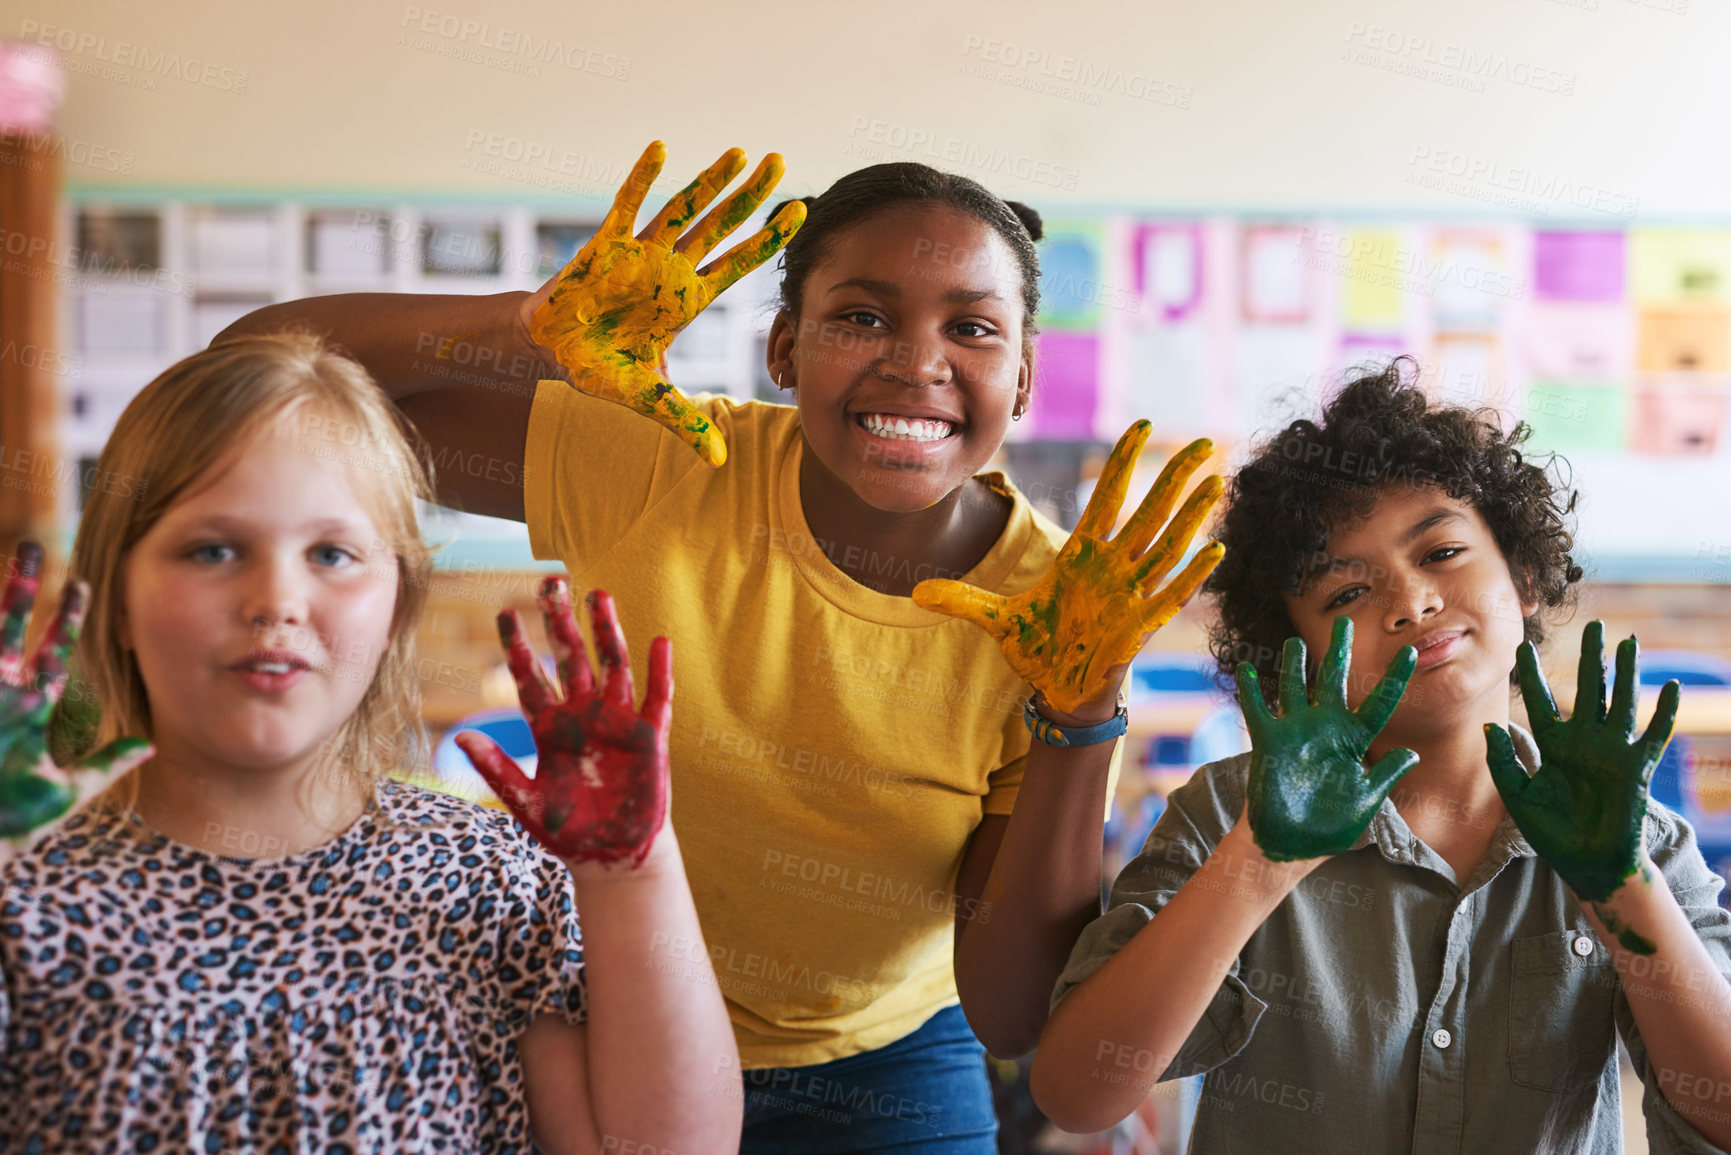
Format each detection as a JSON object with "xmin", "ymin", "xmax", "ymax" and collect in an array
[{"xmin": 71, "ymin": 331, "xmax": 436, "ymax": 809}]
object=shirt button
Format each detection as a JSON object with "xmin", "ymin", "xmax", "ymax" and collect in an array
[
  {"xmin": 1573, "ymin": 935, "xmax": 1595, "ymax": 957},
  {"xmin": 1432, "ymin": 1028, "xmax": 1453, "ymax": 1049}
]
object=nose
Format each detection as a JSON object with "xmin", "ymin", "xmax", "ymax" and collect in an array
[
  {"xmin": 244, "ymin": 552, "xmax": 311, "ymax": 635},
  {"xmin": 1381, "ymin": 568, "xmax": 1442, "ymax": 632},
  {"xmin": 873, "ymin": 330, "xmax": 951, "ymax": 388}
]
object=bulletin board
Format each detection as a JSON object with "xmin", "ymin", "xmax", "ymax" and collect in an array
[{"xmin": 56, "ymin": 194, "xmax": 1731, "ymax": 579}]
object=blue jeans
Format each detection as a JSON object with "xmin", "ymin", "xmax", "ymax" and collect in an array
[{"xmin": 739, "ymin": 1005, "xmax": 998, "ymax": 1154}]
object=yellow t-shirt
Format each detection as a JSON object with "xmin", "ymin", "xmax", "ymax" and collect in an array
[{"xmin": 525, "ymin": 384, "xmax": 1095, "ymax": 1068}]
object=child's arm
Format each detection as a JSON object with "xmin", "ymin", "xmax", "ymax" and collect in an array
[
  {"xmin": 0, "ymin": 541, "xmax": 151, "ymax": 862},
  {"xmin": 1489, "ymin": 624, "xmax": 1731, "ymax": 1150},
  {"xmin": 1030, "ymin": 808, "xmax": 1313, "ymax": 1134},
  {"xmin": 921, "ymin": 425, "xmax": 1224, "ymax": 1056},
  {"xmin": 458, "ymin": 579, "xmax": 740, "ymax": 1154},
  {"xmin": 1590, "ymin": 844, "xmax": 1731, "ymax": 1151},
  {"xmin": 1032, "ymin": 618, "xmax": 1417, "ymax": 1132},
  {"xmin": 520, "ymin": 832, "xmax": 738, "ymax": 1155}
]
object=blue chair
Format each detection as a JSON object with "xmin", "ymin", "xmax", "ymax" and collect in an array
[
  {"xmin": 1128, "ymin": 653, "xmax": 1222, "ymax": 700},
  {"xmin": 426, "ymin": 709, "xmax": 538, "ymax": 807}
]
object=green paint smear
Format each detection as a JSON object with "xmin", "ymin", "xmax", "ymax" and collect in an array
[{"xmin": 1591, "ymin": 901, "xmax": 1656, "ymax": 955}]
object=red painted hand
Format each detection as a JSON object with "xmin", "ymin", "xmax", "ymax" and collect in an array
[{"xmin": 457, "ymin": 577, "xmax": 670, "ymax": 869}]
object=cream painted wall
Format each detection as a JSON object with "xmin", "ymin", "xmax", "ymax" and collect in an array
[{"xmin": 11, "ymin": 0, "xmax": 1729, "ymax": 215}]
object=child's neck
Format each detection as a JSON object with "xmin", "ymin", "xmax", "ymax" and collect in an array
[
  {"xmin": 798, "ymin": 446, "xmax": 1010, "ymax": 598},
  {"xmin": 132, "ymin": 741, "xmax": 370, "ymax": 860},
  {"xmin": 1367, "ymin": 692, "xmax": 1516, "ymax": 884}
]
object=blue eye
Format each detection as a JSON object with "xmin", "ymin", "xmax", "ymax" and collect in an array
[
  {"xmin": 311, "ymin": 544, "xmax": 357, "ymax": 568},
  {"xmin": 189, "ymin": 543, "xmax": 236, "ymax": 564}
]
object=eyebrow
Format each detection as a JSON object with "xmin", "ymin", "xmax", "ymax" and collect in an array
[
  {"xmin": 171, "ymin": 514, "xmax": 373, "ymax": 538},
  {"xmin": 1303, "ymin": 507, "xmax": 1466, "ymax": 584},
  {"xmin": 827, "ymin": 278, "xmax": 1003, "ymax": 305}
]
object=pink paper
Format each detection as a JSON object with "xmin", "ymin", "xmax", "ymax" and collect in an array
[
  {"xmin": 1033, "ymin": 332, "xmax": 1100, "ymax": 439},
  {"xmin": 1533, "ymin": 231, "xmax": 1625, "ymax": 302}
]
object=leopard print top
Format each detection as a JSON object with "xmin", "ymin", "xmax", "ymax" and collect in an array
[{"xmin": 0, "ymin": 779, "xmax": 586, "ymax": 1153}]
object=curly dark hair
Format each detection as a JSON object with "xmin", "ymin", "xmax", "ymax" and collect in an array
[{"xmin": 1205, "ymin": 357, "xmax": 1583, "ymax": 690}]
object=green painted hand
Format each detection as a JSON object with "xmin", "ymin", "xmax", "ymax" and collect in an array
[
  {"xmin": 1238, "ymin": 617, "xmax": 1418, "ymax": 862},
  {"xmin": 1487, "ymin": 621, "xmax": 1677, "ymax": 908},
  {"xmin": 912, "ymin": 423, "xmax": 1225, "ymax": 715},
  {"xmin": 0, "ymin": 542, "xmax": 151, "ymax": 842},
  {"xmin": 527, "ymin": 141, "xmax": 806, "ymax": 467}
]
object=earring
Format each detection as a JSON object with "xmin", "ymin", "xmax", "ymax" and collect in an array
[
  {"xmin": 776, "ymin": 370, "xmax": 790, "ymax": 390},
  {"xmin": 1012, "ymin": 400, "xmax": 1026, "ymax": 421}
]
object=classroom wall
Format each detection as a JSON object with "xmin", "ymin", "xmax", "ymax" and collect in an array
[{"xmin": 21, "ymin": 0, "xmax": 1731, "ymax": 216}]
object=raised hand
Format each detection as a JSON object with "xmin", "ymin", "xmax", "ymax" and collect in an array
[
  {"xmin": 1487, "ymin": 622, "xmax": 1677, "ymax": 911},
  {"xmin": 457, "ymin": 577, "xmax": 670, "ymax": 868},
  {"xmin": 526, "ymin": 141, "xmax": 806, "ymax": 467},
  {"xmin": 1237, "ymin": 617, "xmax": 1418, "ymax": 862},
  {"xmin": 912, "ymin": 422, "xmax": 1225, "ymax": 716},
  {"xmin": 0, "ymin": 541, "xmax": 152, "ymax": 842}
]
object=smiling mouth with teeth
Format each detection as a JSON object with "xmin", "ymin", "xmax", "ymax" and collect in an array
[{"xmin": 857, "ymin": 413, "xmax": 955, "ymax": 443}]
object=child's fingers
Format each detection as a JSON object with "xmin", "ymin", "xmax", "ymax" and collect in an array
[
  {"xmin": 1235, "ymin": 662, "xmax": 1275, "ymax": 731},
  {"xmin": 910, "ymin": 580, "xmax": 1007, "ymax": 636},
  {"xmin": 0, "ymin": 540, "xmax": 44, "ymax": 685},
  {"xmin": 641, "ymin": 148, "xmax": 748, "ymax": 249},
  {"xmin": 1129, "ymin": 478, "xmax": 1224, "ymax": 591},
  {"xmin": 1363, "ymin": 745, "xmax": 1419, "ymax": 804},
  {"xmin": 456, "ymin": 731, "xmax": 545, "ymax": 831},
  {"xmin": 586, "ymin": 589, "xmax": 636, "ymax": 709},
  {"xmin": 1117, "ymin": 438, "xmax": 1215, "ymax": 557},
  {"xmin": 641, "ymin": 636, "xmax": 673, "ymax": 731},
  {"xmin": 1354, "ymin": 644, "xmax": 1416, "ymax": 735},
  {"xmin": 1074, "ymin": 421, "xmax": 1151, "ymax": 541},
  {"xmin": 29, "ymin": 581, "xmax": 88, "ymax": 701},
  {"xmin": 1277, "ymin": 636, "xmax": 1309, "ymax": 715},
  {"xmin": 1483, "ymin": 723, "xmax": 1531, "ymax": 805},
  {"xmin": 1609, "ymin": 635, "xmax": 1640, "ymax": 736},
  {"xmin": 537, "ymin": 576, "xmax": 594, "ymax": 700},
  {"xmin": 599, "ymin": 140, "xmax": 667, "ymax": 240},
  {"xmin": 676, "ymin": 152, "xmax": 786, "ymax": 264},
  {"xmin": 66, "ymin": 736, "xmax": 153, "ymax": 800},
  {"xmin": 1639, "ymin": 680, "xmax": 1682, "ymax": 778},
  {"xmin": 637, "ymin": 380, "xmax": 728, "ymax": 468},
  {"xmin": 1515, "ymin": 641, "xmax": 1560, "ymax": 739},
  {"xmin": 1134, "ymin": 541, "xmax": 1223, "ymax": 636},
  {"xmin": 1315, "ymin": 616, "xmax": 1353, "ymax": 709},
  {"xmin": 697, "ymin": 200, "xmax": 806, "ymax": 296},
  {"xmin": 498, "ymin": 608, "xmax": 557, "ymax": 716},
  {"xmin": 1575, "ymin": 620, "xmax": 1608, "ymax": 723}
]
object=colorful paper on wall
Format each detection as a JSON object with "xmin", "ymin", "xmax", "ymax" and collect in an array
[
  {"xmin": 1338, "ymin": 331, "xmax": 1408, "ymax": 376},
  {"xmin": 1521, "ymin": 382, "xmax": 1628, "ymax": 452},
  {"xmin": 1131, "ymin": 224, "xmax": 1203, "ymax": 321},
  {"xmin": 1124, "ymin": 325, "xmax": 1212, "ymax": 438},
  {"xmin": 1635, "ymin": 305, "xmax": 1731, "ymax": 373},
  {"xmin": 1033, "ymin": 331, "xmax": 1100, "ymax": 439},
  {"xmin": 1630, "ymin": 378, "xmax": 1729, "ymax": 455},
  {"xmin": 1526, "ymin": 303, "xmax": 1631, "ymax": 380},
  {"xmin": 1038, "ymin": 226, "xmax": 1106, "ymax": 331},
  {"xmin": 1430, "ymin": 333, "xmax": 1502, "ymax": 410},
  {"xmin": 1241, "ymin": 226, "xmax": 1310, "ymax": 323},
  {"xmin": 1233, "ymin": 326, "xmax": 1325, "ymax": 436},
  {"xmin": 1533, "ymin": 231, "xmax": 1625, "ymax": 302},
  {"xmin": 1630, "ymin": 229, "xmax": 1731, "ymax": 303},
  {"xmin": 1431, "ymin": 231, "xmax": 1509, "ymax": 332},
  {"xmin": 1341, "ymin": 231, "xmax": 1407, "ymax": 329}
]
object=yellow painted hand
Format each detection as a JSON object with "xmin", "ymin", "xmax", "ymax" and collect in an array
[
  {"xmin": 913, "ymin": 423, "xmax": 1226, "ymax": 715},
  {"xmin": 529, "ymin": 141, "xmax": 806, "ymax": 467}
]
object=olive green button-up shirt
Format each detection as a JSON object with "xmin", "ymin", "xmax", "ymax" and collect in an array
[{"xmin": 1053, "ymin": 736, "xmax": 1731, "ymax": 1154}]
